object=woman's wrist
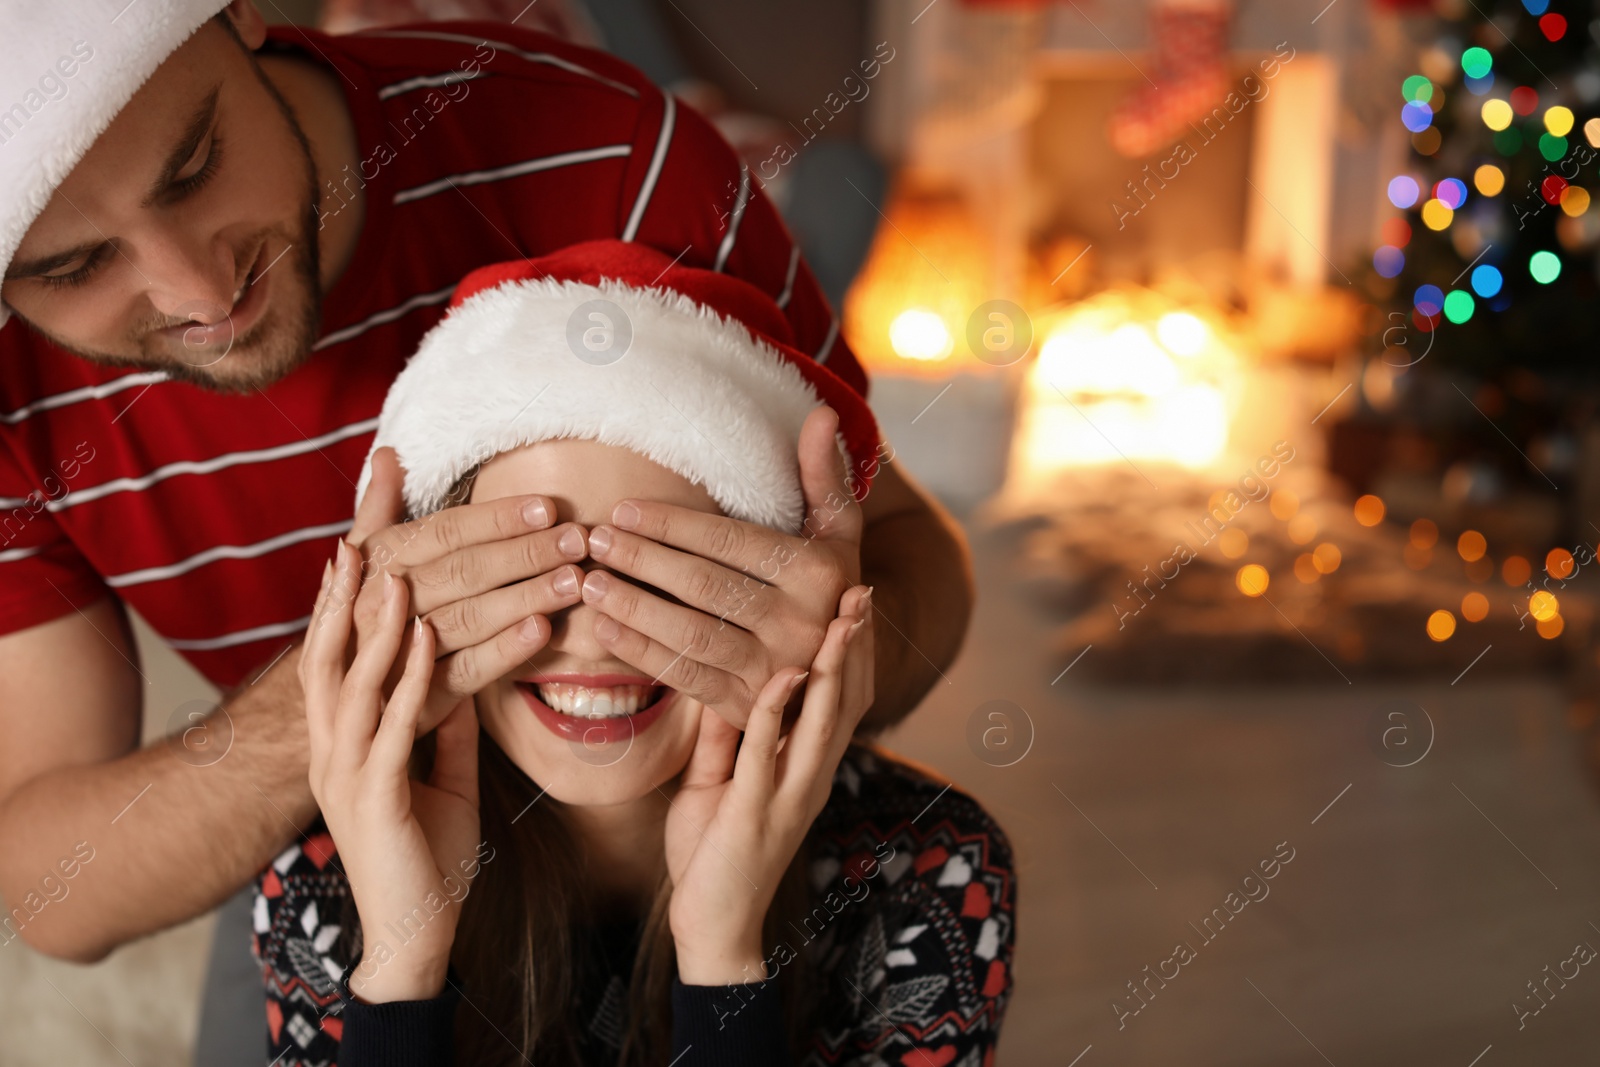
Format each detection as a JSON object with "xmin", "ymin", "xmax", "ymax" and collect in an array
[
  {"xmin": 347, "ymin": 950, "xmax": 452, "ymax": 1004},
  {"xmin": 674, "ymin": 932, "xmax": 769, "ymax": 987}
]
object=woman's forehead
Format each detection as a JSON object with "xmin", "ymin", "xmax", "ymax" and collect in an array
[{"xmin": 470, "ymin": 438, "xmax": 721, "ymax": 520}]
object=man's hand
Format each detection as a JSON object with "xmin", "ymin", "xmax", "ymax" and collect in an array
[
  {"xmin": 342, "ymin": 447, "xmax": 587, "ymax": 729},
  {"xmin": 579, "ymin": 407, "xmax": 863, "ymax": 728}
]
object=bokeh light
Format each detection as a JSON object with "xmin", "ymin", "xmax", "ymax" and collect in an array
[
  {"xmin": 1538, "ymin": 614, "xmax": 1565, "ymax": 639},
  {"xmin": 1218, "ymin": 527, "xmax": 1249, "ymax": 559},
  {"xmin": 1403, "ymin": 75, "xmax": 1434, "ymax": 102},
  {"xmin": 1462, "ymin": 592, "xmax": 1490, "ymax": 622},
  {"xmin": 1530, "ymin": 250, "xmax": 1562, "ymax": 283},
  {"xmin": 1529, "ymin": 590, "xmax": 1559, "ymax": 622},
  {"xmin": 1236, "ymin": 564, "xmax": 1269, "ymax": 597},
  {"xmin": 1443, "ymin": 290, "xmax": 1475, "ymax": 324},
  {"xmin": 1294, "ymin": 554, "xmax": 1320, "ymax": 583},
  {"xmin": 1421, "ymin": 199, "xmax": 1454, "ymax": 230},
  {"xmin": 1458, "ymin": 530, "xmax": 1487, "ymax": 562},
  {"xmin": 1288, "ymin": 514, "xmax": 1318, "ymax": 545},
  {"xmin": 1388, "ymin": 175, "xmax": 1420, "ymax": 209},
  {"xmin": 1354, "ymin": 495, "xmax": 1386, "ymax": 526},
  {"xmin": 1434, "ymin": 178, "xmax": 1468, "ymax": 209},
  {"xmin": 1473, "ymin": 164, "xmax": 1505, "ymax": 196},
  {"xmin": 1541, "ymin": 175, "xmax": 1568, "ymax": 204},
  {"xmin": 1312, "ymin": 543, "xmax": 1342, "ymax": 574},
  {"xmin": 1546, "ymin": 547, "xmax": 1576, "ymax": 579},
  {"xmin": 1461, "ymin": 47, "xmax": 1493, "ymax": 79},
  {"xmin": 1481, "ymin": 98, "xmax": 1513, "ymax": 130},
  {"xmin": 1502, "ymin": 555, "xmax": 1532, "ymax": 585},
  {"xmin": 1402, "ymin": 100, "xmax": 1434, "ymax": 133},
  {"xmin": 1270, "ymin": 490, "xmax": 1299, "ymax": 521},
  {"xmin": 1410, "ymin": 518, "xmax": 1439, "ymax": 549},
  {"xmin": 1510, "ymin": 86, "xmax": 1539, "ymax": 116},
  {"xmin": 1540, "ymin": 12, "xmax": 1567, "ymax": 40},
  {"xmin": 1561, "ymin": 187, "xmax": 1591, "ymax": 217},
  {"xmin": 889, "ymin": 308, "xmax": 953, "ymax": 361},
  {"xmin": 1586, "ymin": 117, "xmax": 1600, "ymax": 148},
  {"xmin": 1414, "ymin": 284, "xmax": 1444, "ymax": 316},
  {"xmin": 1426, "ymin": 609, "xmax": 1457, "ymax": 641},
  {"xmin": 1545, "ymin": 105, "xmax": 1575, "ymax": 137},
  {"xmin": 1374, "ymin": 246, "xmax": 1405, "ymax": 278},
  {"xmin": 1470, "ymin": 264, "xmax": 1503, "ymax": 297}
]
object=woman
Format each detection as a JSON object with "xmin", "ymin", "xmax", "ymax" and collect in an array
[{"xmin": 293, "ymin": 241, "xmax": 1015, "ymax": 1065}]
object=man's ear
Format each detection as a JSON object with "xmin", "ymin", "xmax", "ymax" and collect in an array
[{"xmin": 220, "ymin": 1, "xmax": 268, "ymax": 50}]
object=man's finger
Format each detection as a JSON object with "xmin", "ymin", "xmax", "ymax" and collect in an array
[
  {"xmin": 406, "ymin": 523, "xmax": 587, "ymax": 617},
  {"xmin": 588, "ymin": 525, "xmax": 766, "ymax": 627},
  {"xmin": 361, "ymin": 491, "xmax": 559, "ymax": 577},
  {"xmin": 581, "ymin": 570, "xmax": 757, "ymax": 674},
  {"xmin": 796, "ymin": 405, "xmax": 863, "ymax": 547},
  {"xmin": 423, "ymin": 564, "xmax": 584, "ymax": 655},
  {"xmin": 349, "ymin": 446, "xmax": 406, "ymax": 550},
  {"xmin": 608, "ymin": 499, "xmax": 793, "ymax": 578},
  {"xmin": 588, "ymin": 613, "xmax": 752, "ymax": 727}
]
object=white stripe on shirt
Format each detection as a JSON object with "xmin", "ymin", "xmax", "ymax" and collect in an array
[
  {"xmin": 378, "ymin": 69, "xmax": 490, "ymax": 100},
  {"xmin": 394, "ymin": 144, "xmax": 632, "ymax": 206},
  {"xmin": 775, "ymin": 245, "xmax": 801, "ymax": 309},
  {"xmin": 360, "ymin": 30, "xmax": 640, "ymax": 98},
  {"xmin": 312, "ymin": 285, "xmax": 456, "ymax": 351},
  {"xmin": 0, "ymin": 544, "xmax": 46, "ymax": 565},
  {"xmin": 713, "ymin": 162, "xmax": 750, "ymax": 273},
  {"xmin": 622, "ymin": 93, "xmax": 676, "ymax": 243},
  {"xmin": 1, "ymin": 371, "xmax": 169, "ymax": 425},
  {"xmin": 4, "ymin": 417, "xmax": 380, "ymax": 512},
  {"xmin": 815, "ymin": 317, "xmax": 839, "ymax": 365},
  {"xmin": 105, "ymin": 519, "xmax": 354, "ymax": 589},
  {"xmin": 165, "ymin": 614, "xmax": 312, "ymax": 652}
]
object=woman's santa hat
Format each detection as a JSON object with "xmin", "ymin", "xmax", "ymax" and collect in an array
[
  {"xmin": 354, "ymin": 240, "xmax": 880, "ymax": 534},
  {"xmin": 0, "ymin": 0, "xmax": 230, "ymax": 327}
]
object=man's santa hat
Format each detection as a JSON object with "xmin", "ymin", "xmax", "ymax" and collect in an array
[
  {"xmin": 0, "ymin": 0, "xmax": 230, "ymax": 327},
  {"xmin": 354, "ymin": 240, "xmax": 880, "ymax": 534}
]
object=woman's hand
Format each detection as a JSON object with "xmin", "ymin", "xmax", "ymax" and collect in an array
[
  {"xmin": 300, "ymin": 540, "xmax": 482, "ymax": 1004},
  {"xmin": 664, "ymin": 584, "xmax": 875, "ymax": 985}
]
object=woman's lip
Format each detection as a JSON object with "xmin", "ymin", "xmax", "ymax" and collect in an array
[
  {"xmin": 516, "ymin": 672, "xmax": 659, "ymax": 687},
  {"xmin": 159, "ymin": 242, "xmax": 271, "ymax": 347},
  {"xmin": 517, "ymin": 683, "xmax": 676, "ymax": 746}
]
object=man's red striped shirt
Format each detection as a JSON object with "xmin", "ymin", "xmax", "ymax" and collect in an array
[{"xmin": 0, "ymin": 21, "xmax": 866, "ymax": 689}]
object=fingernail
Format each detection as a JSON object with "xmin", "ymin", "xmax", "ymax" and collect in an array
[
  {"xmin": 594, "ymin": 614, "xmax": 621, "ymax": 641},
  {"xmin": 785, "ymin": 671, "xmax": 809, "ymax": 695},
  {"xmin": 613, "ymin": 501, "xmax": 640, "ymax": 530},
  {"xmin": 860, "ymin": 586, "xmax": 874, "ymax": 609},
  {"xmin": 848, "ymin": 617, "xmax": 867, "ymax": 640},
  {"xmin": 319, "ymin": 560, "xmax": 333, "ymax": 592},
  {"xmin": 588, "ymin": 525, "xmax": 611, "ymax": 556},
  {"xmin": 582, "ymin": 570, "xmax": 609, "ymax": 601},
  {"xmin": 413, "ymin": 615, "xmax": 425, "ymax": 642},
  {"xmin": 559, "ymin": 525, "xmax": 586, "ymax": 558},
  {"xmin": 523, "ymin": 499, "xmax": 550, "ymax": 528},
  {"xmin": 553, "ymin": 566, "xmax": 580, "ymax": 596},
  {"xmin": 383, "ymin": 570, "xmax": 398, "ymax": 602},
  {"xmin": 520, "ymin": 616, "xmax": 545, "ymax": 642}
]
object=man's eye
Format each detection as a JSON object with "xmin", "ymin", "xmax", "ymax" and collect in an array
[
  {"xmin": 38, "ymin": 247, "xmax": 108, "ymax": 290},
  {"xmin": 174, "ymin": 134, "xmax": 224, "ymax": 194}
]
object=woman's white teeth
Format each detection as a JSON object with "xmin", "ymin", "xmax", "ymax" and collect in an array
[{"xmin": 535, "ymin": 683, "xmax": 657, "ymax": 718}]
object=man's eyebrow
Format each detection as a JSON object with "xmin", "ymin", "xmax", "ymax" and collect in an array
[
  {"xmin": 141, "ymin": 84, "xmax": 221, "ymax": 209},
  {"xmin": 5, "ymin": 87, "xmax": 221, "ymax": 281}
]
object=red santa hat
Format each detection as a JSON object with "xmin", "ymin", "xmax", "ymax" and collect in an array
[{"xmin": 353, "ymin": 240, "xmax": 880, "ymax": 533}]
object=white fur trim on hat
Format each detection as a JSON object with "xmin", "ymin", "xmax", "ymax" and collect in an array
[
  {"xmin": 0, "ymin": 0, "xmax": 228, "ymax": 328},
  {"xmin": 354, "ymin": 277, "xmax": 828, "ymax": 533}
]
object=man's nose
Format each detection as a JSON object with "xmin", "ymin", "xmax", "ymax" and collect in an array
[{"xmin": 139, "ymin": 231, "xmax": 241, "ymax": 324}]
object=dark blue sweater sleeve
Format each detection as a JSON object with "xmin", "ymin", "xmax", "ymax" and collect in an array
[
  {"xmin": 671, "ymin": 975, "xmax": 789, "ymax": 1066},
  {"xmin": 336, "ymin": 972, "xmax": 460, "ymax": 1066}
]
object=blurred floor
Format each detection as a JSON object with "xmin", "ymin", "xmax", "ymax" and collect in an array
[{"xmin": 880, "ymin": 517, "xmax": 1600, "ymax": 1067}]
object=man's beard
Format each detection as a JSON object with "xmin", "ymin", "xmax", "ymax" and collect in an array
[{"xmin": 33, "ymin": 60, "xmax": 328, "ymax": 397}]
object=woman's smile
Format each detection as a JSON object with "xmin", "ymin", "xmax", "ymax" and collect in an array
[{"xmin": 514, "ymin": 673, "xmax": 679, "ymax": 744}]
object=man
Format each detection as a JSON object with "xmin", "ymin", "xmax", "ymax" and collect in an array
[{"xmin": 0, "ymin": 1, "xmax": 971, "ymax": 1060}]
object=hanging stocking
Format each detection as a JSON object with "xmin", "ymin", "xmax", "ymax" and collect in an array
[{"xmin": 1107, "ymin": 0, "xmax": 1235, "ymax": 159}]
